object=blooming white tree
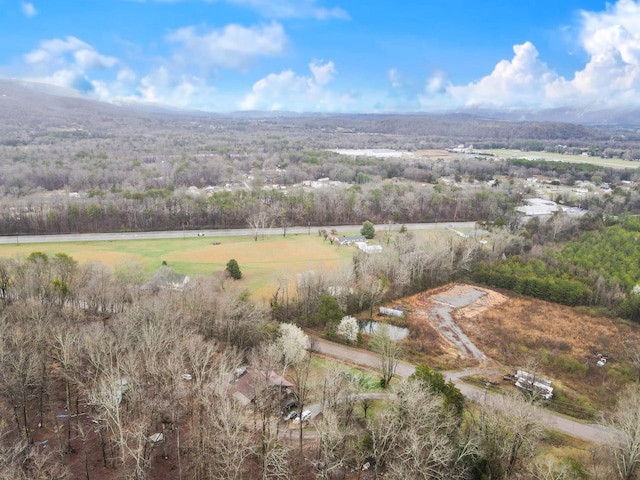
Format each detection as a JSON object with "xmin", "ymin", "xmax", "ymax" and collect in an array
[
  {"xmin": 276, "ymin": 323, "xmax": 309, "ymax": 367},
  {"xmin": 336, "ymin": 315, "xmax": 358, "ymax": 344}
]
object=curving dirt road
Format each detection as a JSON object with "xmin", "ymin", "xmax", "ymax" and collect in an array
[{"xmin": 314, "ymin": 338, "xmax": 616, "ymax": 443}]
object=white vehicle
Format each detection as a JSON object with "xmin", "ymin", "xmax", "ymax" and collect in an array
[
  {"xmin": 514, "ymin": 370, "xmax": 553, "ymax": 400},
  {"xmin": 293, "ymin": 410, "xmax": 311, "ymax": 424}
]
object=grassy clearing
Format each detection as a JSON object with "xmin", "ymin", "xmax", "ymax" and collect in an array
[
  {"xmin": 0, "ymin": 233, "xmax": 355, "ymax": 300},
  {"xmin": 310, "ymin": 355, "xmax": 383, "ymax": 391},
  {"xmin": 481, "ymin": 148, "xmax": 640, "ymax": 169}
]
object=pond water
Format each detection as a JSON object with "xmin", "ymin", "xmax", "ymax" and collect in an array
[{"xmin": 359, "ymin": 320, "xmax": 409, "ymax": 341}]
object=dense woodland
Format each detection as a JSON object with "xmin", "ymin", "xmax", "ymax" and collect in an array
[{"xmin": 471, "ymin": 215, "xmax": 640, "ymax": 322}]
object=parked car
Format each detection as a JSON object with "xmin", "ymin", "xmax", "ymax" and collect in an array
[
  {"xmin": 293, "ymin": 410, "xmax": 311, "ymax": 423},
  {"xmin": 197, "ymin": 232, "xmax": 205, "ymax": 237}
]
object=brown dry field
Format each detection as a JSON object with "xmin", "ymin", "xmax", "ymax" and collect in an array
[
  {"xmin": 400, "ymin": 284, "xmax": 640, "ymax": 409},
  {"xmin": 0, "ymin": 235, "xmax": 354, "ymax": 301},
  {"xmin": 412, "ymin": 149, "xmax": 461, "ymax": 160}
]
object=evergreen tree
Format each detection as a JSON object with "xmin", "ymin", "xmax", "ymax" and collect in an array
[
  {"xmin": 225, "ymin": 259, "xmax": 242, "ymax": 280},
  {"xmin": 314, "ymin": 294, "xmax": 344, "ymax": 329},
  {"xmin": 361, "ymin": 220, "xmax": 375, "ymax": 239},
  {"xmin": 410, "ymin": 364, "xmax": 466, "ymax": 416}
]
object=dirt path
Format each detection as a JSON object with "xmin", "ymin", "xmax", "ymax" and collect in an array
[
  {"xmin": 314, "ymin": 338, "xmax": 616, "ymax": 443},
  {"xmin": 420, "ymin": 284, "xmax": 506, "ymax": 361},
  {"xmin": 430, "ymin": 304, "xmax": 486, "ymax": 360}
]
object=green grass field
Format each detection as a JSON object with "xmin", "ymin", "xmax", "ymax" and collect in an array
[
  {"xmin": 0, "ymin": 226, "xmax": 457, "ymax": 300},
  {"xmin": 481, "ymin": 148, "xmax": 640, "ymax": 169},
  {"xmin": 0, "ymin": 233, "xmax": 356, "ymax": 300}
]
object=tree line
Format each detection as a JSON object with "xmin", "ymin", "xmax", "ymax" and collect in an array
[
  {"xmin": 0, "ymin": 182, "xmax": 522, "ymax": 235},
  {"xmin": 470, "ymin": 215, "xmax": 640, "ymax": 322}
]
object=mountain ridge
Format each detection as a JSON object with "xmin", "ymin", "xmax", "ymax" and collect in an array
[{"xmin": 3, "ymin": 79, "xmax": 640, "ymax": 127}]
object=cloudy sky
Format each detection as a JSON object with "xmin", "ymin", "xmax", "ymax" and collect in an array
[{"xmin": 1, "ymin": 0, "xmax": 639, "ymax": 113}]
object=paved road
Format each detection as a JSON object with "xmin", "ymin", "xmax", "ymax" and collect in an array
[
  {"xmin": 314, "ymin": 338, "xmax": 615, "ymax": 443},
  {"xmin": 0, "ymin": 222, "xmax": 477, "ymax": 245}
]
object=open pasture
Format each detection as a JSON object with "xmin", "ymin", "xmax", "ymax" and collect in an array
[
  {"xmin": 482, "ymin": 148, "xmax": 640, "ymax": 169},
  {"xmin": 0, "ymin": 233, "xmax": 355, "ymax": 300}
]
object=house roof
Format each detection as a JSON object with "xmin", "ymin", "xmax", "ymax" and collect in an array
[
  {"xmin": 141, "ymin": 266, "xmax": 190, "ymax": 291},
  {"xmin": 230, "ymin": 369, "xmax": 293, "ymax": 405},
  {"xmin": 338, "ymin": 235, "xmax": 366, "ymax": 244}
]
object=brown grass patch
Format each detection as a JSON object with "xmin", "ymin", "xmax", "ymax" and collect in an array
[
  {"xmin": 168, "ymin": 237, "xmax": 346, "ymax": 268},
  {"xmin": 413, "ymin": 149, "xmax": 460, "ymax": 160},
  {"xmin": 402, "ymin": 283, "xmax": 640, "ymax": 410},
  {"xmin": 65, "ymin": 251, "xmax": 142, "ymax": 267}
]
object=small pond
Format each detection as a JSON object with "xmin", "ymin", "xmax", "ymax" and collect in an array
[{"xmin": 359, "ymin": 320, "xmax": 409, "ymax": 341}]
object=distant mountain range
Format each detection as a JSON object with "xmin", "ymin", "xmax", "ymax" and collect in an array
[
  {"xmin": 446, "ymin": 106, "xmax": 640, "ymax": 127},
  {"xmin": 2, "ymin": 78, "xmax": 640, "ymax": 128}
]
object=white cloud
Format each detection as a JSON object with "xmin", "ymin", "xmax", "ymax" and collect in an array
[
  {"xmin": 240, "ymin": 60, "xmax": 346, "ymax": 111},
  {"xmin": 117, "ymin": 67, "xmax": 137, "ymax": 84},
  {"xmin": 23, "ymin": 36, "xmax": 120, "ymax": 93},
  {"xmin": 418, "ymin": 0, "xmax": 640, "ymax": 110},
  {"xmin": 388, "ymin": 68, "xmax": 401, "ymax": 89},
  {"xmin": 133, "ymin": 67, "xmax": 217, "ymax": 109},
  {"xmin": 425, "ymin": 70, "xmax": 448, "ymax": 95},
  {"xmin": 91, "ymin": 67, "xmax": 139, "ymax": 102},
  {"xmin": 25, "ymin": 37, "xmax": 91, "ymax": 66},
  {"xmin": 569, "ymin": 0, "xmax": 640, "ymax": 101},
  {"xmin": 152, "ymin": 0, "xmax": 349, "ymax": 20},
  {"xmin": 166, "ymin": 21, "xmax": 287, "ymax": 69},
  {"xmin": 20, "ymin": 1, "xmax": 640, "ymax": 113},
  {"xmin": 445, "ymin": 42, "xmax": 558, "ymax": 108},
  {"xmin": 41, "ymin": 67, "xmax": 94, "ymax": 93},
  {"xmin": 74, "ymin": 49, "xmax": 119, "ymax": 70},
  {"xmin": 309, "ymin": 59, "xmax": 335, "ymax": 85},
  {"xmin": 21, "ymin": 2, "xmax": 37, "ymax": 18},
  {"xmin": 220, "ymin": 0, "xmax": 349, "ymax": 19}
]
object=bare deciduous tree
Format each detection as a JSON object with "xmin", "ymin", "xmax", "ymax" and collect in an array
[
  {"xmin": 313, "ymin": 409, "xmax": 349, "ymax": 479},
  {"xmin": 366, "ymin": 381, "xmax": 474, "ymax": 480},
  {"xmin": 248, "ymin": 210, "xmax": 271, "ymax": 241},
  {"xmin": 472, "ymin": 392, "xmax": 544, "ymax": 480},
  {"xmin": 607, "ymin": 383, "xmax": 640, "ymax": 480},
  {"xmin": 369, "ymin": 324, "xmax": 401, "ymax": 389}
]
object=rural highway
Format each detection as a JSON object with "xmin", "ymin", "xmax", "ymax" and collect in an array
[
  {"xmin": 314, "ymin": 338, "xmax": 616, "ymax": 444},
  {"xmin": 0, "ymin": 222, "xmax": 477, "ymax": 245}
]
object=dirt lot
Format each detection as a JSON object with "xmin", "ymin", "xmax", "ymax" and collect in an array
[
  {"xmin": 403, "ymin": 284, "xmax": 506, "ymax": 367},
  {"xmin": 402, "ymin": 283, "xmax": 640, "ymax": 409},
  {"xmin": 412, "ymin": 149, "xmax": 461, "ymax": 160}
]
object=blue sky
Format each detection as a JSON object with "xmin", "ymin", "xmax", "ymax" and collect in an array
[{"xmin": 1, "ymin": 0, "xmax": 638, "ymax": 113}]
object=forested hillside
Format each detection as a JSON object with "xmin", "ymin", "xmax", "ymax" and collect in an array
[{"xmin": 472, "ymin": 216, "xmax": 640, "ymax": 321}]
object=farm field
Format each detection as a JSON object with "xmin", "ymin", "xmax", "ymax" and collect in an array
[
  {"xmin": 412, "ymin": 149, "xmax": 461, "ymax": 160},
  {"xmin": 0, "ymin": 233, "xmax": 356, "ymax": 300},
  {"xmin": 0, "ymin": 225, "xmax": 459, "ymax": 300},
  {"xmin": 481, "ymin": 148, "xmax": 640, "ymax": 169}
]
